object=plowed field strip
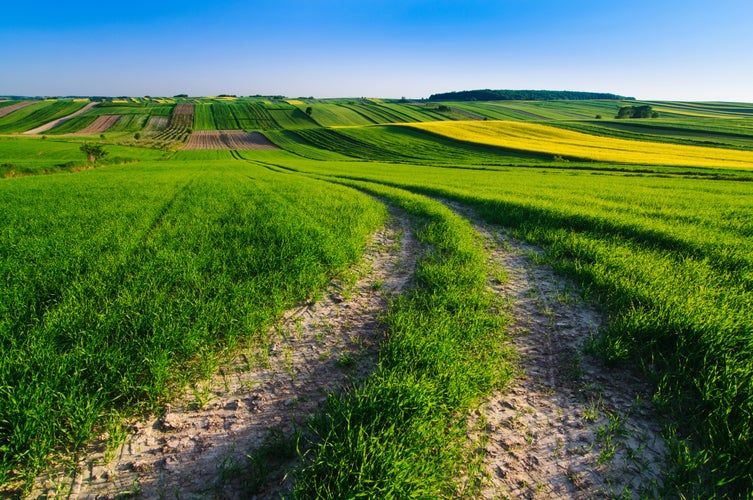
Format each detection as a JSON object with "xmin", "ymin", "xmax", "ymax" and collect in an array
[
  {"xmin": 0, "ymin": 101, "xmax": 36, "ymax": 119},
  {"xmin": 73, "ymin": 115, "xmax": 122, "ymax": 135},
  {"xmin": 22, "ymin": 102, "xmax": 99, "ymax": 135},
  {"xmin": 173, "ymin": 103, "xmax": 194, "ymax": 115},
  {"xmin": 183, "ymin": 130, "xmax": 280, "ymax": 150}
]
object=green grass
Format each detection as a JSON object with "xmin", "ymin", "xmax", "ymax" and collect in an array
[
  {"xmin": 2, "ymin": 97, "xmax": 753, "ymax": 497},
  {"xmin": 302, "ymin": 102, "xmax": 376, "ymax": 127},
  {"xmin": 193, "ymin": 103, "xmax": 216, "ymax": 130},
  {"xmin": 295, "ymin": 180, "xmax": 512, "ymax": 498},
  {"xmin": 285, "ymin": 156, "xmax": 753, "ymax": 497},
  {"xmin": 0, "ymin": 136, "xmax": 167, "ymax": 177},
  {"xmin": 270, "ymin": 126, "xmax": 549, "ymax": 165},
  {"xmin": 0, "ymin": 100, "xmax": 89, "ymax": 134},
  {"xmin": 0, "ymin": 160, "xmax": 385, "ymax": 491},
  {"xmin": 107, "ymin": 114, "xmax": 149, "ymax": 133},
  {"xmin": 551, "ymin": 118, "xmax": 753, "ymax": 151}
]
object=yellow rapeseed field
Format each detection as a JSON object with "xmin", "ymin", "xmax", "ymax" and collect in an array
[
  {"xmin": 286, "ymin": 99, "xmax": 306, "ymax": 106},
  {"xmin": 408, "ymin": 120, "xmax": 753, "ymax": 169}
]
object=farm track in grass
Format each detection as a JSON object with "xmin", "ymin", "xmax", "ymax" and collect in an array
[
  {"xmin": 450, "ymin": 204, "xmax": 668, "ymax": 498},
  {"xmin": 31, "ymin": 207, "xmax": 417, "ymax": 499},
  {"xmin": 22, "ymin": 102, "xmax": 99, "ymax": 135}
]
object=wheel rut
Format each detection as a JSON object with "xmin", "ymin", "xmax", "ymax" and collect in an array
[
  {"xmin": 30, "ymin": 207, "xmax": 417, "ymax": 499},
  {"xmin": 450, "ymin": 203, "xmax": 669, "ymax": 499}
]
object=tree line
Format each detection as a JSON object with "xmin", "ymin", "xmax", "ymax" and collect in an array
[{"xmin": 428, "ymin": 89, "xmax": 633, "ymax": 102}]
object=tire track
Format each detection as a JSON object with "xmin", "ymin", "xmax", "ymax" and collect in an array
[
  {"xmin": 31, "ymin": 206, "xmax": 417, "ymax": 499},
  {"xmin": 446, "ymin": 202, "xmax": 668, "ymax": 498}
]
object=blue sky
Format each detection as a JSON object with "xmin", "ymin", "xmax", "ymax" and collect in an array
[{"xmin": 1, "ymin": 0, "xmax": 751, "ymax": 101}]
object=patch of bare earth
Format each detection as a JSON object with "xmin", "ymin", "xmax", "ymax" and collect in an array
[
  {"xmin": 183, "ymin": 130, "xmax": 280, "ymax": 150},
  {"xmin": 0, "ymin": 101, "xmax": 36, "ymax": 119},
  {"xmin": 464, "ymin": 216, "xmax": 668, "ymax": 499},
  {"xmin": 73, "ymin": 115, "xmax": 122, "ymax": 135},
  {"xmin": 30, "ymin": 209, "xmax": 416, "ymax": 499}
]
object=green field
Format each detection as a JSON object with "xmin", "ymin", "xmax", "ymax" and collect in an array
[
  {"xmin": 0, "ymin": 100, "xmax": 90, "ymax": 134},
  {"xmin": 1, "ymin": 97, "xmax": 752, "ymax": 497}
]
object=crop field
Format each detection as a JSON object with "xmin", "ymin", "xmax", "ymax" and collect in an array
[
  {"xmin": 0, "ymin": 101, "xmax": 36, "ymax": 119},
  {"xmin": 145, "ymin": 103, "xmax": 194, "ymax": 148},
  {"xmin": 72, "ymin": 115, "xmax": 122, "ymax": 135},
  {"xmin": 409, "ymin": 120, "xmax": 753, "ymax": 168},
  {"xmin": 0, "ymin": 100, "xmax": 91, "ymax": 134},
  {"xmin": 183, "ymin": 130, "xmax": 280, "ymax": 150},
  {"xmin": 143, "ymin": 115, "xmax": 168, "ymax": 132},
  {"xmin": 1, "ymin": 97, "xmax": 752, "ymax": 497}
]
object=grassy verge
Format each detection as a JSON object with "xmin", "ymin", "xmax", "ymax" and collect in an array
[{"xmin": 294, "ymin": 180, "xmax": 514, "ymax": 497}]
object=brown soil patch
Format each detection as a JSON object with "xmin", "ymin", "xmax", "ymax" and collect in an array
[
  {"xmin": 0, "ymin": 101, "xmax": 36, "ymax": 119},
  {"xmin": 30, "ymin": 210, "xmax": 416, "ymax": 499},
  {"xmin": 173, "ymin": 103, "xmax": 195, "ymax": 115},
  {"xmin": 73, "ymin": 115, "xmax": 121, "ymax": 135},
  {"xmin": 461, "ymin": 212, "xmax": 668, "ymax": 498},
  {"xmin": 183, "ymin": 130, "xmax": 280, "ymax": 150},
  {"xmin": 22, "ymin": 102, "xmax": 98, "ymax": 135}
]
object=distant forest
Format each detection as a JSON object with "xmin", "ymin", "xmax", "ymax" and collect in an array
[{"xmin": 428, "ymin": 89, "xmax": 633, "ymax": 102}]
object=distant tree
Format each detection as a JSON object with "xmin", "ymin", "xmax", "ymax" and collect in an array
[
  {"xmin": 173, "ymin": 94, "xmax": 188, "ymax": 98},
  {"xmin": 80, "ymin": 143, "xmax": 108, "ymax": 163},
  {"xmin": 305, "ymin": 106, "xmax": 313, "ymax": 116},
  {"xmin": 616, "ymin": 104, "xmax": 658, "ymax": 119},
  {"xmin": 134, "ymin": 132, "xmax": 141, "ymax": 140},
  {"xmin": 595, "ymin": 114, "xmax": 602, "ymax": 119}
]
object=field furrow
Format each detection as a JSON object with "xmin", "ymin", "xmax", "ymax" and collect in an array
[{"xmin": 183, "ymin": 130, "xmax": 280, "ymax": 150}]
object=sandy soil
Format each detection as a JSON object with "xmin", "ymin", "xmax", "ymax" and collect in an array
[
  {"xmin": 183, "ymin": 130, "xmax": 280, "ymax": 150},
  {"xmin": 461, "ymin": 212, "xmax": 668, "ymax": 499},
  {"xmin": 22, "ymin": 102, "xmax": 98, "ymax": 135},
  {"xmin": 30, "ymin": 210, "xmax": 416, "ymax": 499}
]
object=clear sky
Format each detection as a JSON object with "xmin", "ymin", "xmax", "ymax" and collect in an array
[{"xmin": 1, "ymin": 0, "xmax": 751, "ymax": 101}]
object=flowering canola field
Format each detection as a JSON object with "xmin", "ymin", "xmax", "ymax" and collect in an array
[{"xmin": 409, "ymin": 120, "xmax": 753, "ymax": 169}]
